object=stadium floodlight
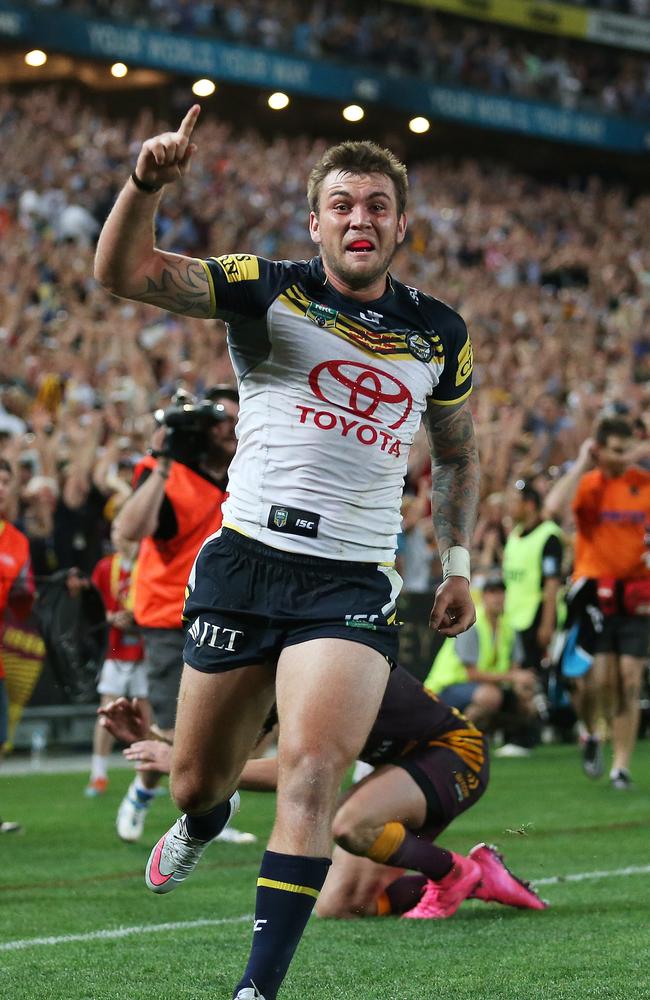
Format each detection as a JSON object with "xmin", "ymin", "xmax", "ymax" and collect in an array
[
  {"xmin": 25, "ymin": 50, "xmax": 47, "ymax": 67},
  {"xmin": 268, "ymin": 92, "xmax": 290, "ymax": 111},
  {"xmin": 409, "ymin": 116, "xmax": 430, "ymax": 134},
  {"xmin": 192, "ymin": 79, "xmax": 216, "ymax": 97},
  {"xmin": 343, "ymin": 105, "xmax": 364, "ymax": 122},
  {"xmin": 111, "ymin": 63, "xmax": 128, "ymax": 79}
]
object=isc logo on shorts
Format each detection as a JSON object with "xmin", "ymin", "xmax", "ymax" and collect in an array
[{"xmin": 187, "ymin": 619, "xmax": 243, "ymax": 651}]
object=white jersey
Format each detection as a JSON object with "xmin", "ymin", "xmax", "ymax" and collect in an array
[{"xmin": 199, "ymin": 254, "xmax": 473, "ymax": 562}]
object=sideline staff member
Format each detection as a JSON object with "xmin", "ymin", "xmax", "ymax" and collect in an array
[
  {"xmin": 95, "ymin": 106, "xmax": 480, "ymax": 1000},
  {"xmin": 112, "ymin": 387, "xmax": 237, "ymax": 841},
  {"xmin": 545, "ymin": 416, "xmax": 650, "ymax": 788},
  {"xmin": 425, "ymin": 575, "xmax": 536, "ymax": 735}
]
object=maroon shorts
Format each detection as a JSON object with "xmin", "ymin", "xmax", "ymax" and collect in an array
[{"xmin": 394, "ymin": 736, "xmax": 490, "ymax": 839}]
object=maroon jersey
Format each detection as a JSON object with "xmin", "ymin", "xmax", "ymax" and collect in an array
[{"xmin": 360, "ymin": 666, "xmax": 485, "ymax": 775}]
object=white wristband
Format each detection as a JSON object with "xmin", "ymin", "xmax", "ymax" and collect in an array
[{"xmin": 441, "ymin": 546, "xmax": 471, "ymax": 582}]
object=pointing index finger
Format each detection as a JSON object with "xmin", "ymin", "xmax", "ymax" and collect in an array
[{"xmin": 178, "ymin": 104, "xmax": 200, "ymax": 139}]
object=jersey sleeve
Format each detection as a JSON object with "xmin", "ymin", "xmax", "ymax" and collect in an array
[
  {"xmin": 454, "ymin": 625, "xmax": 479, "ymax": 666},
  {"xmin": 198, "ymin": 255, "xmax": 297, "ymax": 320},
  {"xmin": 428, "ymin": 314, "xmax": 473, "ymax": 407},
  {"xmin": 572, "ymin": 472, "xmax": 603, "ymax": 533},
  {"xmin": 133, "ymin": 467, "xmax": 178, "ymax": 541},
  {"xmin": 541, "ymin": 533, "xmax": 563, "ymax": 580}
]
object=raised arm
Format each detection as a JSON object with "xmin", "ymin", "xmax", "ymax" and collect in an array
[
  {"xmin": 422, "ymin": 400, "xmax": 480, "ymax": 636},
  {"xmin": 543, "ymin": 437, "xmax": 595, "ymax": 522},
  {"xmin": 94, "ymin": 105, "xmax": 212, "ymax": 319}
]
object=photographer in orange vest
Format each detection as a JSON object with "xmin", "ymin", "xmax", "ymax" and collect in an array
[{"xmin": 111, "ymin": 386, "xmax": 238, "ymax": 841}]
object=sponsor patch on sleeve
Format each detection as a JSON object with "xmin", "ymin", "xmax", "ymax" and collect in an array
[
  {"xmin": 213, "ymin": 254, "xmax": 260, "ymax": 284},
  {"xmin": 455, "ymin": 334, "xmax": 474, "ymax": 387}
]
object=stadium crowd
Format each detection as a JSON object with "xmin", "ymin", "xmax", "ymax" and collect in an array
[
  {"xmin": 1, "ymin": 85, "xmax": 649, "ymax": 595},
  {"xmin": 33, "ymin": 0, "xmax": 650, "ymax": 121}
]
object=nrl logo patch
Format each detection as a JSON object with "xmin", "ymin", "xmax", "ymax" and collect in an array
[
  {"xmin": 406, "ymin": 331, "xmax": 434, "ymax": 363},
  {"xmin": 306, "ymin": 302, "xmax": 338, "ymax": 328},
  {"xmin": 273, "ymin": 508, "xmax": 289, "ymax": 528}
]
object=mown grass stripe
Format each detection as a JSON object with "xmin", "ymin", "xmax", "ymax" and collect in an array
[{"xmin": 3, "ymin": 863, "xmax": 650, "ymax": 953}]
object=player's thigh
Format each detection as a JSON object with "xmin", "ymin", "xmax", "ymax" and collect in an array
[
  {"xmin": 172, "ymin": 661, "xmax": 276, "ymax": 787},
  {"xmin": 335, "ymin": 764, "xmax": 427, "ymax": 832},
  {"xmin": 275, "ymin": 637, "xmax": 390, "ymax": 766},
  {"xmin": 403, "ymin": 741, "xmax": 489, "ymax": 836},
  {"xmin": 592, "ymin": 651, "xmax": 617, "ymax": 689},
  {"xmin": 316, "ymin": 846, "xmax": 401, "ymax": 918}
]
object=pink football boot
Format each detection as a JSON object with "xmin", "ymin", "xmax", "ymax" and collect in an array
[
  {"xmin": 469, "ymin": 843, "xmax": 547, "ymax": 910},
  {"xmin": 402, "ymin": 852, "xmax": 481, "ymax": 919}
]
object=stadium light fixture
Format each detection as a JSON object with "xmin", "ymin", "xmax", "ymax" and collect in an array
[
  {"xmin": 409, "ymin": 116, "xmax": 430, "ymax": 134},
  {"xmin": 268, "ymin": 92, "xmax": 290, "ymax": 111},
  {"xmin": 25, "ymin": 50, "xmax": 47, "ymax": 67},
  {"xmin": 192, "ymin": 79, "xmax": 216, "ymax": 97},
  {"xmin": 111, "ymin": 62, "xmax": 128, "ymax": 79},
  {"xmin": 343, "ymin": 105, "xmax": 364, "ymax": 123}
]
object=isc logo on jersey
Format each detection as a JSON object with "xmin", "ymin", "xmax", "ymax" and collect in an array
[{"xmin": 297, "ymin": 359, "xmax": 413, "ymax": 458}]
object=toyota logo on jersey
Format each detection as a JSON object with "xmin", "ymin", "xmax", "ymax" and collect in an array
[{"xmin": 308, "ymin": 360, "xmax": 413, "ymax": 430}]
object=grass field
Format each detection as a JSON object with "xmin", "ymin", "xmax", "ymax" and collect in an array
[{"xmin": 1, "ymin": 743, "xmax": 649, "ymax": 1000}]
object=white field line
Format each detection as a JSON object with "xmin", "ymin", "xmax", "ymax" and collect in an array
[
  {"xmin": 3, "ymin": 863, "xmax": 650, "ymax": 953},
  {"xmin": 534, "ymin": 863, "xmax": 650, "ymax": 886},
  {"xmin": 0, "ymin": 914, "xmax": 252, "ymax": 952}
]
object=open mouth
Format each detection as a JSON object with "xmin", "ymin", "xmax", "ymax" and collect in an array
[{"xmin": 346, "ymin": 240, "xmax": 375, "ymax": 253}]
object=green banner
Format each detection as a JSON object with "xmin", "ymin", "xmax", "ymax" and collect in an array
[{"xmin": 394, "ymin": 0, "xmax": 587, "ymax": 40}]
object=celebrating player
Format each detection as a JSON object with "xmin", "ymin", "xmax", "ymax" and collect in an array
[{"xmin": 95, "ymin": 106, "xmax": 480, "ymax": 1000}]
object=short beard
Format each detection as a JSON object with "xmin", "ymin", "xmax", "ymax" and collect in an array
[{"xmin": 322, "ymin": 245, "xmax": 397, "ymax": 291}]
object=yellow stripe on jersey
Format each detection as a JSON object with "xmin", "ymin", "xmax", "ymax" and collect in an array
[
  {"xmin": 257, "ymin": 877, "xmax": 321, "ymax": 899},
  {"xmin": 279, "ymin": 287, "xmax": 442, "ymax": 363},
  {"xmin": 428, "ymin": 385, "xmax": 473, "ymax": 406},
  {"xmin": 222, "ymin": 522, "xmax": 253, "ymax": 540},
  {"xmin": 211, "ymin": 254, "xmax": 261, "ymax": 284},
  {"xmin": 196, "ymin": 258, "xmax": 216, "ymax": 318},
  {"xmin": 429, "ymin": 727, "xmax": 486, "ymax": 773},
  {"xmin": 455, "ymin": 334, "xmax": 474, "ymax": 387}
]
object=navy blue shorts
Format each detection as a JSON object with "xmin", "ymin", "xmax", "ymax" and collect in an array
[
  {"xmin": 594, "ymin": 614, "xmax": 650, "ymax": 658},
  {"xmin": 183, "ymin": 528, "xmax": 402, "ymax": 673}
]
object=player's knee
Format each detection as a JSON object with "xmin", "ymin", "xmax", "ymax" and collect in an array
[
  {"xmin": 171, "ymin": 766, "xmax": 233, "ymax": 815},
  {"xmin": 472, "ymin": 684, "xmax": 502, "ymax": 715},
  {"xmin": 331, "ymin": 810, "xmax": 366, "ymax": 855},
  {"xmin": 280, "ymin": 748, "xmax": 348, "ymax": 815},
  {"xmin": 620, "ymin": 678, "xmax": 642, "ymax": 707}
]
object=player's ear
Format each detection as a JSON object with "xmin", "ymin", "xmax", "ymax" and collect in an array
[
  {"xmin": 396, "ymin": 213, "xmax": 407, "ymax": 245},
  {"xmin": 309, "ymin": 211, "xmax": 321, "ymax": 245}
]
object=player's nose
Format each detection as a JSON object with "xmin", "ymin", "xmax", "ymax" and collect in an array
[{"xmin": 348, "ymin": 205, "xmax": 372, "ymax": 228}]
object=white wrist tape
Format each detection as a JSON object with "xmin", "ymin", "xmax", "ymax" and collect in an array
[{"xmin": 441, "ymin": 546, "xmax": 471, "ymax": 582}]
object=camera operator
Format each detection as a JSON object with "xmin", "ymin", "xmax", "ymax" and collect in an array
[{"xmin": 111, "ymin": 386, "xmax": 238, "ymax": 842}]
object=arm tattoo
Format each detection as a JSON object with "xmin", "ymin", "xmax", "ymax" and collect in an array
[
  {"xmin": 422, "ymin": 403, "xmax": 480, "ymax": 553},
  {"xmin": 140, "ymin": 257, "xmax": 212, "ymax": 318}
]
